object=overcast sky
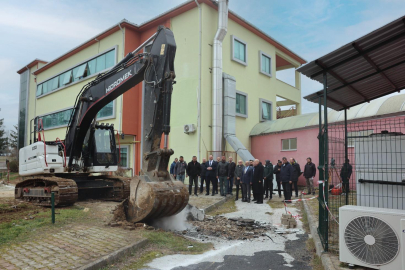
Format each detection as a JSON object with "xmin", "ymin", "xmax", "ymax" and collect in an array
[{"xmin": 0, "ymin": 0, "xmax": 404, "ymax": 132}]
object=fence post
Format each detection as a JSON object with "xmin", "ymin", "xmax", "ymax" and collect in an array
[
  {"xmin": 344, "ymin": 109, "xmax": 349, "ymax": 205},
  {"xmin": 51, "ymin": 192, "xmax": 55, "ymax": 224},
  {"xmin": 323, "ymin": 72, "xmax": 329, "ymax": 252}
]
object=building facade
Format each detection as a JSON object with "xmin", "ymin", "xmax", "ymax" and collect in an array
[
  {"xmin": 250, "ymin": 94, "xmax": 405, "ymax": 187},
  {"xmin": 17, "ymin": 0, "xmax": 305, "ymax": 176}
]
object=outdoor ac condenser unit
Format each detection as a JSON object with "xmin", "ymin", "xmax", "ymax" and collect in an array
[
  {"xmin": 339, "ymin": 205, "xmax": 405, "ymax": 269},
  {"xmin": 183, "ymin": 124, "xmax": 196, "ymax": 134}
]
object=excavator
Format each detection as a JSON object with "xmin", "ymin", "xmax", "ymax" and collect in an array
[{"xmin": 16, "ymin": 26, "xmax": 189, "ymax": 223}]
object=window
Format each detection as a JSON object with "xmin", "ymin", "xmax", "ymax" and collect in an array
[
  {"xmin": 97, "ymin": 101, "xmax": 114, "ymax": 119},
  {"xmin": 36, "ymin": 48, "xmax": 116, "ymax": 97},
  {"xmin": 236, "ymin": 91, "xmax": 248, "ymax": 117},
  {"xmin": 282, "ymin": 138, "xmax": 297, "ymax": 151},
  {"xmin": 260, "ymin": 99, "xmax": 272, "ymax": 121},
  {"xmin": 144, "ymin": 44, "xmax": 152, "ymax": 53},
  {"xmin": 231, "ymin": 35, "xmax": 247, "ymax": 65},
  {"xmin": 116, "ymin": 146, "xmax": 129, "ymax": 168},
  {"xmin": 259, "ymin": 51, "xmax": 272, "ymax": 77},
  {"xmin": 39, "ymin": 108, "xmax": 74, "ymax": 130},
  {"xmin": 347, "ymin": 130, "xmax": 374, "ymax": 147}
]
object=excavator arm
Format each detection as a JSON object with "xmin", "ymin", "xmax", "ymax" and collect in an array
[{"xmin": 65, "ymin": 26, "xmax": 176, "ymax": 172}]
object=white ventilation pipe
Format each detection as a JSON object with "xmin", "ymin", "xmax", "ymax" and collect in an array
[{"xmin": 212, "ymin": 0, "xmax": 228, "ymax": 156}]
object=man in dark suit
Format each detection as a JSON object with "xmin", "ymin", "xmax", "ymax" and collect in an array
[
  {"xmin": 234, "ymin": 160, "xmax": 245, "ymax": 201},
  {"xmin": 252, "ymin": 159, "xmax": 264, "ymax": 204},
  {"xmin": 241, "ymin": 161, "xmax": 253, "ymax": 202},
  {"xmin": 280, "ymin": 157, "xmax": 293, "ymax": 203},
  {"xmin": 205, "ymin": 155, "xmax": 218, "ymax": 196}
]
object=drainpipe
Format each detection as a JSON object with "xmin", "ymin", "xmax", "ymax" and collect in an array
[
  {"xmin": 195, "ymin": 0, "xmax": 202, "ymax": 160},
  {"xmin": 212, "ymin": 0, "xmax": 228, "ymax": 157},
  {"xmin": 118, "ymin": 23, "xmax": 125, "ymax": 134}
]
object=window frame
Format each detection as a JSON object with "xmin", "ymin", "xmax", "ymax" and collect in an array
[
  {"xmin": 259, "ymin": 98, "xmax": 272, "ymax": 122},
  {"xmin": 37, "ymin": 106, "xmax": 74, "ymax": 131},
  {"xmin": 259, "ymin": 50, "xmax": 272, "ymax": 77},
  {"xmin": 36, "ymin": 45, "xmax": 117, "ymax": 99},
  {"xmin": 116, "ymin": 145, "xmax": 130, "ymax": 168},
  {"xmin": 231, "ymin": 35, "xmax": 248, "ymax": 66},
  {"xmin": 235, "ymin": 90, "xmax": 248, "ymax": 118},
  {"xmin": 281, "ymin": 138, "xmax": 297, "ymax": 151},
  {"xmin": 96, "ymin": 100, "xmax": 116, "ymax": 121}
]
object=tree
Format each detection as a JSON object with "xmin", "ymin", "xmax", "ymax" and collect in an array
[
  {"xmin": 0, "ymin": 119, "xmax": 7, "ymax": 153},
  {"xmin": 9, "ymin": 125, "xmax": 18, "ymax": 149}
]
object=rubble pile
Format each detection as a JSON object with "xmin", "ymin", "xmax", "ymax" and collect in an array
[
  {"xmin": 281, "ymin": 213, "xmax": 297, "ymax": 229},
  {"xmin": 190, "ymin": 215, "xmax": 271, "ymax": 240}
]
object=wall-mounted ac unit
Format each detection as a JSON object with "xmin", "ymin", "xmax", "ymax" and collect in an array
[
  {"xmin": 184, "ymin": 124, "xmax": 196, "ymax": 134},
  {"xmin": 339, "ymin": 205, "xmax": 405, "ymax": 269}
]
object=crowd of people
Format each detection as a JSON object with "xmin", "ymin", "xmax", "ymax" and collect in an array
[{"xmin": 169, "ymin": 155, "xmax": 318, "ymax": 204}]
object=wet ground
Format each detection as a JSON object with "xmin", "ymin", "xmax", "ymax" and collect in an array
[{"xmin": 143, "ymin": 196, "xmax": 312, "ymax": 270}]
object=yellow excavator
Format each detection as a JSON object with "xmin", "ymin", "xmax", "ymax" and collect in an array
[{"xmin": 16, "ymin": 26, "xmax": 189, "ymax": 223}]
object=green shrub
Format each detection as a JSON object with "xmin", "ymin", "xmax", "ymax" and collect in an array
[{"xmin": 8, "ymin": 160, "xmax": 18, "ymax": 173}]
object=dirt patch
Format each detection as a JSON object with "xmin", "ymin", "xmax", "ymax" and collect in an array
[
  {"xmin": 0, "ymin": 197, "xmax": 47, "ymax": 224},
  {"xmin": 205, "ymin": 196, "xmax": 236, "ymax": 216}
]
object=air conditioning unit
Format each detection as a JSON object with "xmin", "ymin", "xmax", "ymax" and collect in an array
[
  {"xmin": 183, "ymin": 124, "xmax": 196, "ymax": 134},
  {"xmin": 339, "ymin": 205, "xmax": 405, "ymax": 269}
]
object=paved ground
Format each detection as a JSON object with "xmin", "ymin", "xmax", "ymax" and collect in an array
[
  {"xmin": 0, "ymin": 183, "xmax": 14, "ymax": 197},
  {"xmin": 144, "ymin": 195, "xmax": 312, "ymax": 270},
  {"xmin": 0, "ymin": 224, "xmax": 142, "ymax": 270}
]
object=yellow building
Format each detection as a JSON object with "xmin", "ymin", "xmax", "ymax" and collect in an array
[{"xmin": 17, "ymin": 0, "xmax": 305, "ymax": 175}]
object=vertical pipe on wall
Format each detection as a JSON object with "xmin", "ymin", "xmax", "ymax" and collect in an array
[
  {"xmin": 212, "ymin": 0, "xmax": 228, "ymax": 157},
  {"xmin": 195, "ymin": 0, "xmax": 202, "ymax": 161}
]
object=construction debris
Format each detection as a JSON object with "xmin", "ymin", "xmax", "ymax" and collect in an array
[
  {"xmin": 189, "ymin": 216, "xmax": 271, "ymax": 240},
  {"xmin": 281, "ymin": 213, "xmax": 297, "ymax": 229}
]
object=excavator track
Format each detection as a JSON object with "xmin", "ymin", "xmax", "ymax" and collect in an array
[
  {"xmin": 79, "ymin": 175, "xmax": 131, "ymax": 201},
  {"xmin": 15, "ymin": 177, "xmax": 78, "ymax": 206}
]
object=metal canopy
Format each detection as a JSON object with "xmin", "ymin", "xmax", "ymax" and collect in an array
[{"xmin": 299, "ymin": 16, "xmax": 405, "ymax": 111}]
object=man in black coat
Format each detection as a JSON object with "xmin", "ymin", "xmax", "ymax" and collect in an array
[
  {"xmin": 273, "ymin": 160, "xmax": 283, "ymax": 198},
  {"xmin": 228, "ymin": 157, "xmax": 236, "ymax": 195},
  {"xmin": 289, "ymin": 158, "xmax": 301, "ymax": 197},
  {"xmin": 340, "ymin": 159, "xmax": 353, "ymax": 194},
  {"xmin": 205, "ymin": 155, "xmax": 218, "ymax": 196},
  {"xmin": 252, "ymin": 159, "xmax": 264, "ymax": 204},
  {"xmin": 234, "ymin": 160, "xmax": 244, "ymax": 201},
  {"xmin": 186, "ymin": 156, "xmax": 201, "ymax": 196},
  {"xmin": 263, "ymin": 160, "xmax": 273, "ymax": 199},
  {"xmin": 280, "ymin": 157, "xmax": 293, "ymax": 203},
  {"xmin": 199, "ymin": 158, "xmax": 207, "ymax": 194},
  {"xmin": 303, "ymin": 157, "xmax": 316, "ymax": 195},
  {"xmin": 241, "ymin": 161, "xmax": 253, "ymax": 202}
]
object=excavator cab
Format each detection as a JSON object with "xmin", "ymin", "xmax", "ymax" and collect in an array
[{"xmin": 82, "ymin": 124, "xmax": 117, "ymax": 170}]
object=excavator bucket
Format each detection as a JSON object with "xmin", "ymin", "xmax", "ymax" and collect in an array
[{"xmin": 126, "ymin": 176, "xmax": 189, "ymax": 223}]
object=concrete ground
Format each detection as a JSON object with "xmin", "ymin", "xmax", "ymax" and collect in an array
[
  {"xmin": 0, "ymin": 183, "xmax": 14, "ymax": 197},
  {"xmin": 144, "ymin": 195, "xmax": 312, "ymax": 270}
]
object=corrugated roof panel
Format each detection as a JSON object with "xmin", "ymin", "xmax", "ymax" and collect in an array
[{"xmin": 299, "ymin": 15, "xmax": 405, "ymax": 111}]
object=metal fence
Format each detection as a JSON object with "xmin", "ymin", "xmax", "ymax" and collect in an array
[{"xmin": 321, "ymin": 116, "xmax": 405, "ymax": 254}]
